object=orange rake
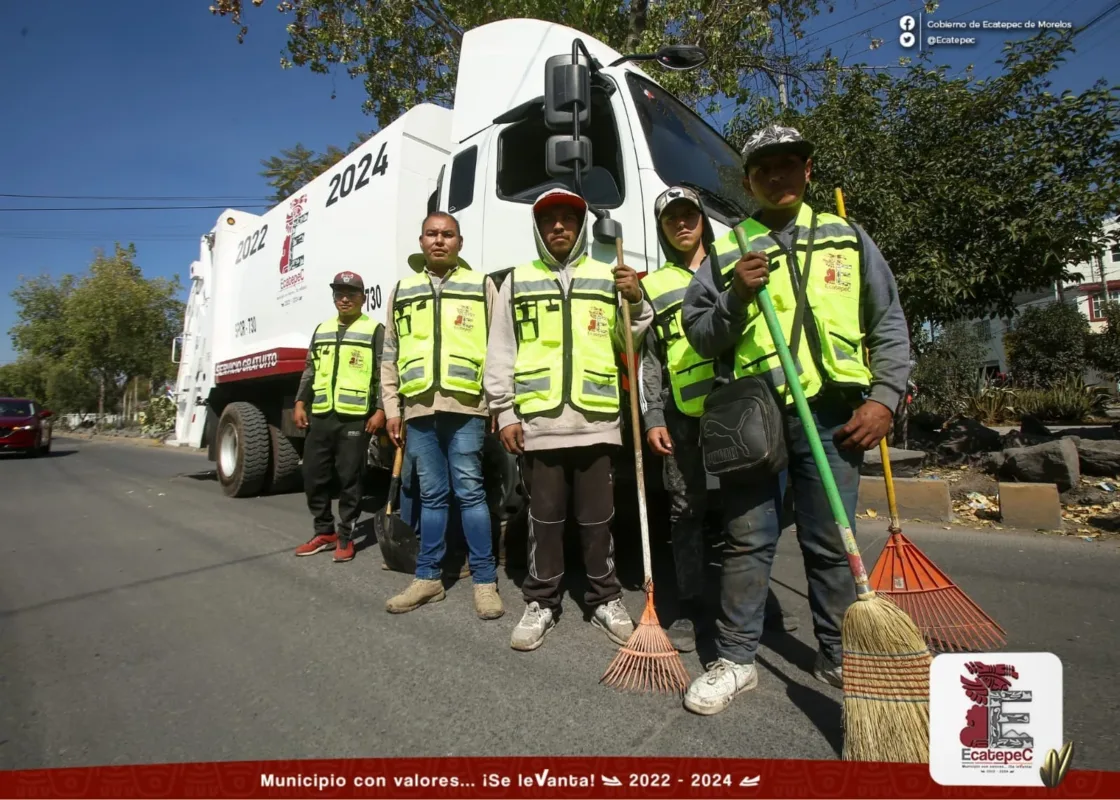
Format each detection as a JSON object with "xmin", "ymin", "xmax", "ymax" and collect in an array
[{"xmin": 833, "ymin": 186, "xmax": 1006, "ymax": 654}]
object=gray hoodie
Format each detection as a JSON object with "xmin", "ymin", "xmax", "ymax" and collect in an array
[
  {"xmin": 638, "ymin": 197, "xmax": 719, "ymax": 432},
  {"xmin": 680, "ymin": 204, "xmax": 911, "ymax": 412},
  {"xmin": 483, "ymin": 188, "xmax": 653, "ymax": 451}
]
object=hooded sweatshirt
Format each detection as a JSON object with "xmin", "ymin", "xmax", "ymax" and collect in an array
[
  {"xmin": 484, "ymin": 188, "xmax": 653, "ymax": 452},
  {"xmin": 638, "ymin": 197, "xmax": 719, "ymax": 432}
]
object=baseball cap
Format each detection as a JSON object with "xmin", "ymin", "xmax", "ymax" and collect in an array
[
  {"xmin": 330, "ymin": 271, "xmax": 365, "ymax": 292},
  {"xmin": 654, "ymin": 186, "xmax": 702, "ymax": 219},
  {"xmin": 532, "ymin": 188, "xmax": 587, "ymax": 216},
  {"xmin": 740, "ymin": 124, "xmax": 814, "ymax": 170}
]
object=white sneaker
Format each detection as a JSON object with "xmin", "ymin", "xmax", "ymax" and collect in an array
[
  {"xmin": 510, "ymin": 602, "xmax": 556, "ymax": 651},
  {"xmin": 591, "ymin": 598, "xmax": 634, "ymax": 645},
  {"xmin": 683, "ymin": 658, "xmax": 758, "ymax": 716}
]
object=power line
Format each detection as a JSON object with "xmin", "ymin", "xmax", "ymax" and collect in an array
[
  {"xmin": 0, "ymin": 193, "xmax": 269, "ymax": 202},
  {"xmin": 1075, "ymin": 0, "xmax": 1120, "ymax": 35},
  {"xmin": 803, "ymin": 0, "xmax": 906, "ymax": 55},
  {"xmin": 0, "ymin": 204, "xmax": 271, "ymax": 212}
]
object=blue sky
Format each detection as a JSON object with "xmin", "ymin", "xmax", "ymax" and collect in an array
[{"xmin": 1, "ymin": 0, "xmax": 1117, "ymax": 367}]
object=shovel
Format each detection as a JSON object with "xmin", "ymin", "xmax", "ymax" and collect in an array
[{"xmin": 375, "ymin": 446, "xmax": 419, "ymax": 573}]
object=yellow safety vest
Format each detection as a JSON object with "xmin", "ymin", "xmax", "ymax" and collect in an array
[
  {"xmin": 712, "ymin": 202, "xmax": 872, "ymax": 404},
  {"xmin": 641, "ymin": 264, "xmax": 715, "ymax": 417},
  {"xmin": 392, "ymin": 268, "xmax": 489, "ymax": 399},
  {"xmin": 310, "ymin": 314, "xmax": 381, "ymax": 415},
  {"xmin": 510, "ymin": 257, "xmax": 621, "ymax": 417}
]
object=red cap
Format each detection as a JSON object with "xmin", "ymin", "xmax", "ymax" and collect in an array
[
  {"xmin": 330, "ymin": 271, "xmax": 365, "ymax": 291},
  {"xmin": 532, "ymin": 189, "xmax": 587, "ymax": 216}
]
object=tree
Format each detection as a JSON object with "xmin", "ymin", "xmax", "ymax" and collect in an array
[
  {"xmin": 1004, "ymin": 301, "xmax": 1091, "ymax": 389},
  {"xmin": 211, "ymin": 1, "xmax": 828, "ymax": 200},
  {"xmin": 0, "ymin": 358, "xmax": 47, "ymax": 404},
  {"xmin": 8, "ymin": 273, "xmax": 76, "ymax": 361},
  {"xmin": 1088, "ymin": 300, "xmax": 1120, "ymax": 386},
  {"xmin": 910, "ymin": 321, "xmax": 986, "ymax": 417},
  {"xmin": 728, "ymin": 31, "xmax": 1120, "ymax": 330},
  {"xmin": 63, "ymin": 244, "xmax": 184, "ymax": 417},
  {"xmin": 258, "ymin": 132, "xmax": 373, "ymax": 203}
]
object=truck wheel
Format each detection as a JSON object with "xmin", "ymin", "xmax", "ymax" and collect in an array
[
  {"xmin": 216, "ymin": 402, "xmax": 270, "ymax": 498},
  {"xmin": 266, "ymin": 423, "xmax": 302, "ymax": 494}
]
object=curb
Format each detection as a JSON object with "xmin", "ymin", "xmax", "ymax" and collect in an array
[{"xmin": 858, "ymin": 477, "xmax": 952, "ymax": 523}]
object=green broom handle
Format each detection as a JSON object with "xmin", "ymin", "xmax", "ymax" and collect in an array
[{"xmin": 732, "ymin": 225, "xmax": 875, "ymax": 600}]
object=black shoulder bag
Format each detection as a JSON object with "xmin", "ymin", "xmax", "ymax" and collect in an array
[{"xmin": 699, "ymin": 214, "xmax": 818, "ymax": 480}]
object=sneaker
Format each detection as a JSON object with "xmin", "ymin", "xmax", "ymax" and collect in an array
[
  {"xmin": 666, "ymin": 618, "xmax": 697, "ymax": 653},
  {"xmin": 333, "ymin": 540, "xmax": 355, "ymax": 563},
  {"xmin": 683, "ymin": 658, "xmax": 759, "ymax": 716},
  {"xmin": 473, "ymin": 583, "xmax": 505, "ymax": 620},
  {"xmin": 591, "ymin": 598, "xmax": 635, "ymax": 645},
  {"xmin": 813, "ymin": 650, "xmax": 843, "ymax": 688},
  {"xmin": 510, "ymin": 602, "xmax": 555, "ymax": 651},
  {"xmin": 385, "ymin": 579, "xmax": 446, "ymax": 614},
  {"xmin": 295, "ymin": 533, "xmax": 338, "ymax": 557}
]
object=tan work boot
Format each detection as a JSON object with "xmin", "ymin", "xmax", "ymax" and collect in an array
[
  {"xmin": 386, "ymin": 579, "xmax": 446, "ymax": 614},
  {"xmin": 473, "ymin": 583, "xmax": 504, "ymax": 620}
]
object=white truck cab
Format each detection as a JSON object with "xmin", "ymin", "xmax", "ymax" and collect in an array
[{"xmin": 169, "ymin": 17, "xmax": 750, "ymax": 501}]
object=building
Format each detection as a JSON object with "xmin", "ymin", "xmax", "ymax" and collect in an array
[{"xmin": 976, "ymin": 218, "xmax": 1120, "ymax": 386}]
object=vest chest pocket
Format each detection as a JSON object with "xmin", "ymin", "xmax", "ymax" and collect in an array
[
  {"xmin": 514, "ymin": 300, "xmax": 562, "ymax": 346},
  {"xmin": 395, "ymin": 299, "xmax": 432, "ymax": 339}
]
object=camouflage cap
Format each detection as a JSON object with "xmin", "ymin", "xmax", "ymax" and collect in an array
[
  {"xmin": 740, "ymin": 124, "xmax": 814, "ymax": 169},
  {"xmin": 653, "ymin": 186, "xmax": 702, "ymax": 219}
]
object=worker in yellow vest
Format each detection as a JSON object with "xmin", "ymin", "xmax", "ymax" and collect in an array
[
  {"xmin": 380, "ymin": 212, "xmax": 503, "ymax": 620},
  {"xmin": 484, "ymin": 188, "xmax": 652, "ymax": 652},
  {"xmin": 639, "ymin": 187, "xmax": 796, "ymax": 655},
  {"xmin": 680, "ymin": 125, "xmax": 911, "ymax": 715},
  {"xmin": 293, "ymin": 271, "xmax": 385, "ymax": 563}
]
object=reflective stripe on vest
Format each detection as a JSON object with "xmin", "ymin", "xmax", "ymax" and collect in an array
[
  {"xmin": 393, "ymin": 268, "xmax": 488, "ymax": 399},
  {"xmin": 712, "ymin": 203, "xmax": 872, "ymax": 404},
  {"xmin": 641, "ymin": 264, "xmax": 715, "ymax": 417},
  {"xmin": 510, "ymin": 257, "xmax": 620, "ymax": 417},
  {"xmin": 311, "ymin": 314, "xmax": 381, "ymax": 415}
]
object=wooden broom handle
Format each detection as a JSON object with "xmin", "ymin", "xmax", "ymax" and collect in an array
[{"xmin": 616, "ymin": 237, "xmax": 654, "ymax": 587}]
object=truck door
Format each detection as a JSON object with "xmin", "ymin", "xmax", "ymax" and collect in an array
[{"xmin": 477, "ymin": 81, "xmax": 648, "ymax": 275}]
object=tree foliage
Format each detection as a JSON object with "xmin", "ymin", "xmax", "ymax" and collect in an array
[
  {"xmin": 1087, "ymin": 300, "xmax": 1120, "ymax": 385},
  {"xmin": 729, "ymin": 32, "xmax": 1120, "ymax": 329},
  {"xmin": 259, "ymin": 132, "xmax": 372, "ymax": 203},
  {"xmin": 910, "ymin": 321, "xmax": 986, "ymax": 418},
  {"xmin": 209, "ymin": 0, "xmax": 828, "ymax": 201},
  {"xmin": 5, "ymin": 245, "xmax": 184, "ymax": 416},
  {"xmin": 1004, "ymin": 300, "xmax": 1091, "ymax": 389}
]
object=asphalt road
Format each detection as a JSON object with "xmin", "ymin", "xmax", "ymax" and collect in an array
[{"xmin": 1, "ymin": 437, "xmax": 1117, "ymax": 771}]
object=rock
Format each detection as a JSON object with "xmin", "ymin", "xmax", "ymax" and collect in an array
[
  {"xmin": 1074, "ymin": 439, "xmax": 1120, "ymax": 477},
  {"xmin": 861, "ymin": 447, "xmax": 926, "ymax": 478},
  {"xmin": 995, "ymin": 438, "xmax": 1081, "ymax": 492},
  {"xmin": 1020, "ymin": 415, "xmax": 1053, "ymax": 438},
  {"xmin": 936, "ymin": 418, "xmax": 1003, "ymax": 464},
  {"xmin": 1000, "ymin": 430, "xmax": 1052, "ymax": 450}
]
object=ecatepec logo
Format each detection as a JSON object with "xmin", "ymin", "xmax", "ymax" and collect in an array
[{"xmin": 930, "ymin": 652, "xmax": 1065, "ymax": 787}]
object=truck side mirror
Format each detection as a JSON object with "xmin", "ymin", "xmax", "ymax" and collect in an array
[
  {"xmin": 543, "ymin": 53, "xmax": 590, "ymax": 132},
  {"xmin": 546, "ymin": 135, "xmax": 592, "ymax": 177},
  {"xmin": 656, "ymin": 45, "xmax": 708, "ymax": 71}
]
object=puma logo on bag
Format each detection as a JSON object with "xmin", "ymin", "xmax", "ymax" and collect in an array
[{"xmin": 701, "ymin": 405, "xmax": 757, "ymax": 467}]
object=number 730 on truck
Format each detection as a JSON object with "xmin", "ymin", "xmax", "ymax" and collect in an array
[{"xmin": 167, "ymin": 18, "xmax": 751, "ymax": 502}]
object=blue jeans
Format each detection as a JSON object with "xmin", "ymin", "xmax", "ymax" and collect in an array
[
  {"xmin": 407, "ymin": 413, "xmax": 496, "ymax": 584},
  {"xmin": 716, "ymin": 397, "xmax": 862, "ymax": 665}
]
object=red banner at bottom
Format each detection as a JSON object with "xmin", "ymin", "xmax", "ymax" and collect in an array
[{"xmin": 1, "ymin": 758, "xmax": 1116, "ymax": 799}]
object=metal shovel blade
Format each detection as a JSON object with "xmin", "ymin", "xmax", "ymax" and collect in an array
[{"xmin": 374, "ymin": 509, "xmax": 418, "ymax": 574}]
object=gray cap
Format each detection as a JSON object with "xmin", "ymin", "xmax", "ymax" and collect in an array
[
  {"xmin": 654, "ymin": 186, "xmax": 702, "ymax": 219},
  {"xmin": 741, "ymin": 124, "xmax": 814, "ymax": 169}
]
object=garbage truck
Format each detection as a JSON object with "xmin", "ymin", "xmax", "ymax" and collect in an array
[{"xmin": 168, "ymin": 17, "xmax": 751, "ymax": 526}]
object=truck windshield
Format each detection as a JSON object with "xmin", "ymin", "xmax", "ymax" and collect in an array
[{"xmin": 626, "ymin": 73, "xmax": 750, "ymax": 221}]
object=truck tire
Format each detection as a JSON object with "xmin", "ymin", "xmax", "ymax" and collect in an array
[
  {"xmin": 266, "ymin": 423, "xmax": 302, "ymax": 495},
  {"xmin": 215, "ymin": 402, "xmax": 270, "ymax": 498}
]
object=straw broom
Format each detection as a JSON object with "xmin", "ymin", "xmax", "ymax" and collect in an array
[
  {"xmin": 729, "ymin": 224, "xmax": 931, "ymax": 762},
  {"xmin": 600, "ymin": 235, "xmax": 692, "ymax": 696}
]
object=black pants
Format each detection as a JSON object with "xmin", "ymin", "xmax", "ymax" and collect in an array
[
  {"xmin": 662, "ymin": 407, "xmax": 707, "ymax": 603},
  {"xmin": 522, "ymin": 445, "xmax": 623, "ymax": 610},
  {"xmin": 303, "ymin": 412, "xmax": 370, "ymax": 544}
]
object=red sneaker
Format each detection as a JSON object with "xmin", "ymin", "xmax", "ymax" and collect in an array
[
  {"xmin": 333, "ymin": 540, "xmax": 355, "ymax": 563},
  {"xmin": 295, "ymin": 533, "xmax": 338, "ymax": 557}
]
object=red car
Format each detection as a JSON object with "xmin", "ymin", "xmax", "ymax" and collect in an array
[{"xmin": 0, "ymin": 397, "xmax": 54, "ymax": 457}]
